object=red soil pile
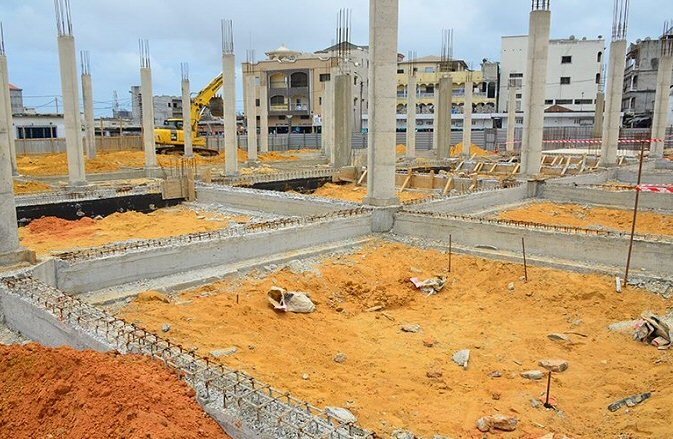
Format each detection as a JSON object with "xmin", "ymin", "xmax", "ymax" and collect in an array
[{"xmin": 0, "ymin": 344, "xmax": 229, "ymax": 439}]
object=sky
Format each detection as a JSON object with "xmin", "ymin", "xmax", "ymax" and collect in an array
[{"xmin": 1, "ymin": 0, "xmax": 668, "ymax": 116}]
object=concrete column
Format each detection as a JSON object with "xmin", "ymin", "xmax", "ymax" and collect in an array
[
  {"xmin": 140, "ymin": 67, "xmax": 158, "ymax": 168},
  {"xmin": 462, "ymin": 78, "xmax": 473, "ymax": 158},
  {"xmin": 0, "ymin": 76, "xmax": 19, "ymax": 255},
  {"xmin": 520, "ymin": 9, "xmax": 551, "ymax": 176},
  {"xmin": 506, "ymin": 85, "xmax": 517, "ymax": 152},
  {"xmin": 333, "ymin": 74, "xmax": 353, "ymax": 168},
  {"xmin": 0, "ymin": 54, "xmax": 17, "ymax": 175},
  {"xmin": 406, "ymin": 73, "xmax": 417, "ymax": 160},
  {"xmin": 81, "ymin": 73, "xmax": 96, "ymax": 159},
  {"xmin": 365, "ymin": 0, "xmax": 399, "ymax": 207},
  {"xmin": 57, "ymin": 35, "xmax": 86, "ymax": 185},
  {"xmin": 436, "ymin": 74, "xmax": 452, "ymax": 159},
  {"xmin": 222, "ymin": 53, "xmax": 238, "ymax": 176},
  {"xmin": 651, "ymin": 52, "xmax": 673, "ymax": 159},
  {"xmin": 593, "ymin": 91, "xmax": 605, "ymax": 139},
  {"xmin": 244, "ymin": 73, "xmax": 258, "ymax": 162},
  {"xmin": 323, "ymin": 69, "xmax": 336, "ymax": 162},
  {"xmin": 181, "ymin": 78, "xmax": 193, "ymax": 158},
  {"xmin": 600, "ymin": 39, "xmax": 627, "ymax": 166},
  {"xmin": 259, "ymin": 73, "xmax": 269, "ymax": 153}
]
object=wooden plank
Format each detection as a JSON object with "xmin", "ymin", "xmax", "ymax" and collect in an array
[
  {"xmin": 356, "ymin": 169, "xmax": 368, "ymax": 186},
  {"xmin": 400, "ymin": 170, "xmax": 413, "ymax": 192},
  {"xmin": 442, "ymin": 176, "xmax": 455, "ymax": 196}
]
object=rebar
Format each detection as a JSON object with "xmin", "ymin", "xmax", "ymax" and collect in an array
[
  {"xmin": 612, "ymin": 0, "xmax": 630, "ymax": 41},
  {"xmin": 54, "ymin": 0, "xmax": 73, "ymax": 36},
  {"xmin": 662, "ymin": 20, "xmax": 673, "ymax": 57},
  {"xmin": 80, "ymin": 50, "xmax": 90, "ymax": 75},
  {"xmin": 440, "ymin": 29, "xmax": 453, "ymax": 72},
  {"xmin": 221, "ymin": 19, "xmax": 234, "ymax": 55},
  {"xmin": 531, "ymin": 0, "xmax": 551, "ymax": 11},
  {"xmin": 0, "ymin": 22, "xmax": 5, "ymax": 55},
  {"xmin": 139, "ymin": 39, "xmax": 150, "ymax": 69}
]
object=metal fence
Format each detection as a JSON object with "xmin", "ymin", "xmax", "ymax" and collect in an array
[{"xmin": 15, "ymin": 136, "xmax": 143, "ymax": 155}]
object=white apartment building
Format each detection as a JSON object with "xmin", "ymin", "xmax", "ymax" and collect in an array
[{"xmin": 499, "ymin": 35, "xmax": 606, "ymax": 113}]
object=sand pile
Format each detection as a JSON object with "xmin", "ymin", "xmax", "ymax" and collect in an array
[
  {"xmin": 13, "ymin": 181, "xmax": 53, "ymax": 195},
  {"xmin": 0, "ymin": 344, "xmax": 228, "ymax": 439},
  {"xmin": 259, "ymin": 151, "xmax": 298, "ymax": 161},
  {"xmin": 311, "ymin": 183, "xmax": 431, "ymax": 203},
  {"xmin": 396, "ymin": 144, "xmax": 406, "ymax": 155},
  {"xmin": 451, "ymin": 143, "xmax": 491, "ymax": 157},
  {"xmin": 19, "ymin": 207, "xmax": 242, "ymax": 255},
  {"xmin": 119, "ymin": 240, "xmax": 673, "ymax": 437},
  {"xmin": 498, "ymin": 201, "xmax": 673, "ymax": 236}
]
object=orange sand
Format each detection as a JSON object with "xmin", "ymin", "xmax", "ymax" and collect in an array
[
  {"xmin": 498, "ymin": 201, "xmax": 673, "ymax": 236},
  {"xmin": 17, "ymin": 149, "xmax": 308, "ymax": 176},
  {"xmin": 0, "ymin": 344, "xmax": 228, "ymax": 439},
  {"xmin": 396, "ymin": 144, "xmax": 406, "ymax": 155},
  {"xmin": 119, "ymin": 240, "xmax": 673, "ymax": 438},
  {"xmin": 311, "ymin": 183, "xmax": 431, "ymax": 203},
  {"xmin": 19, "ymin": 207, "xmax": 247, "ymax": 255},
  {"xmin": 13, "ymin": 181, "xmax": 53, "ymax": 195},
  {"xmin": 451, "ymin": 143, "xmax": 491, "ymax": 157}
]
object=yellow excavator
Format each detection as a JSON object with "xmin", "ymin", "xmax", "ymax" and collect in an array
[{"xmin": 154, "ymin": 74, "xmax": 223, "ymax": 156}]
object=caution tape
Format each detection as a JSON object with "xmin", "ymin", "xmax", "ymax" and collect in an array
[
  {"xmin": 501, "ymin": 135, "xmax": 673, "ymax": 146},
  {"xmin": 637, "ymin": 184, "xmax": 673, "ymax": 194}
]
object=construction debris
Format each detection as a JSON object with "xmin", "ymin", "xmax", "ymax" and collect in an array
[
  {"xmin": 634, "ymin": 313, "xmax": 673, "ymax": 349},
  {"xmin": 410, "ymin": 276, "xmax": 447, "ymax": 295},
  {"xmin": 476, "ymin": 414, "xmax": 518, "ymax": 433},
  {"xmin": 325, "ymin": 406, "xmax": 357, "ymax": 424},
  {"xmin": 267, "ymin": 286, "xmax": 316, "ymax": 313},
  {"xmin": 401, "ymin": 324, "xmax": 422, "ymax": 333},
  {"xmin": 539, "ymin": 359, "xmax": 569, "ymax": 373},
  {"xmin": 608, "ymin": 392, "xmax": 652, "ymax": 412},
  {"xmin": 452, "ymin": 349, "xmax": 470, "ymax": 369}
]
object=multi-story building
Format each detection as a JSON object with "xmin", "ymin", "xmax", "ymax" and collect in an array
[
  {"xmin": 241, "ymin": 43, "xmax": 369, "ymax": 134},
  {"xmin": 499, "ymin": 35, "xmax": 605, "ymax": 113},
  {"xmin": 622, "ymin": 37, "xmax": 673, "ymax": 127},
  {"xmin": 395, "ymin": 57, "xmax": 499, "ymax": 130},
  {"xmin": 8, "ymin": 83, "xmax": 23, "ymax": 114},
  {"xmin": 130, "ymin": 86, "xmax": 181, "ymax": 126}
]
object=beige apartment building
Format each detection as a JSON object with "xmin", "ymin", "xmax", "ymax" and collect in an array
[
  {"xmin": 242, "ymin": 42, "xmax": 369, "ymax": 134},
  {"xmin": 396, "ymin": 56, "xmax": 499, "ymax": 117}
]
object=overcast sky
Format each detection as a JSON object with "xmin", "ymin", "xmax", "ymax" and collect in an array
[{"xmin": 2, "ymin": 0, "xmax": 667, "ymax": 115}]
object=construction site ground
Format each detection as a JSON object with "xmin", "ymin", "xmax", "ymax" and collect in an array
[
  {"xmin": 308, "ymin": 182, "xmax": 433, "ymax": 203},
  {"xmin": 117, "ymin": 239, "xmax": 673, "ymax": 438},
  {"xmin": 495, "ymin": 201, "xmax": 673, "ymax": 237},
  {"xmin": 18, "ymin": 205, "xmax": 251, "ymax": 255},
  {"xmin": 0, "ymin": 343, "xmax": 229, "ymax": 439},
  {"xmin": 15, "ymin": 149, "xmax": 316, "ymax": 176}
]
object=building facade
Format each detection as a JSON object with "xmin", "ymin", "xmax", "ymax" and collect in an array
[
  {"xmin": 395, "ymin": 57, "xmax": 499, "ymax": 125},
  {"xmin": 622, "ymin": 38, "xmax": 673, "ymax": 127},
  {"xmin": 8, "ymin": 83, "xmax": 23, "ymax": 114},
  {"xmin": 130, "ymin": 85, "xmax": 181, "ymax": 126},
  {"xmin": 242, "ymin": 43, "xmax": 369, "ymax": 134},
  {"xmin": 499, "ymin": 35, "xmax": 605, "ymax": 113}
]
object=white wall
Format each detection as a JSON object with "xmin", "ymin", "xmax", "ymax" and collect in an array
[
  {"xmin": 12, "ymin": 114, "xmax": 66, "ymax": 140},
  {"xmin": 499, "ymin": 36, "xmax": 606, "ymax": 113}
]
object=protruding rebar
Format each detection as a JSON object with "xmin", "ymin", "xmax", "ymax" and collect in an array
[
  {"xmin": 335, "ymin": 8, "xmax": 352, "ymax": 62},
  {"xmin": 662, "ymin": 20, "xmax": 673, "ymax": 56},
  {"xmin": 139, "ymin": 39, "xmax": 150, "ymax": 68},
  {"xmin": 612, "ymin": 0, "xmax": 630, "ymax": 41},
  {"xmin": 0, "ymin": 22, "xmax": 5, "ymax": 55},
  {"xmin": 532, "ymin": 0, "xmax": 551, "ymax": 11},
  {"xmin": 54, "ymin": 0, "xmax": 73, "ymax": 36},
  {"xmin": 80, "ymin": 50, "xmax": 90, "ymax": 75},
  {"xmin": 440, "ymin": 29, "xmax": 453, "ymax": 72},
  {"xmin": 181, "ymin": 62, "xmax": 189, "ymax": 81},
  {"xmin": 221, "ymin": 19, "xmax": 234, "ymax": 55}
]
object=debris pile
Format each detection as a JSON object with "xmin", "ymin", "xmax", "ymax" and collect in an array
[
  {"xmin": 268, "ymin": 286, "xmax": 316, "ymax": 313},
  {"xmin": 634, "ymin": 312, "xmax": 673, "ymax": 349}
]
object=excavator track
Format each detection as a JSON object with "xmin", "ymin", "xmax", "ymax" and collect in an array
[{"xmin": 156, "ymin": 145, "xmax": 219, "ymax": 157}]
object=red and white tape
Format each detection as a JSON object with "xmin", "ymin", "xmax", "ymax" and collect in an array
[
  {"xmin": 501, "ymin": 135, "xmax": 673, "ymax": 146},
  {"xmin": 637, "ymin": 184, "xmax": 673, "ymax": 194}
]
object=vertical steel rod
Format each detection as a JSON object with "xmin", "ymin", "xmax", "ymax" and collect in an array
[
  {"xmin": 448, "ymin": 234, "xmax": 452, "ymax": 273},
  {"xmin": 522, "ymin": 237, "xmax": 528, "ymax": 282},
  {"xmin": 624, "ymin": 140, "xmax": 646, "ymax": 283}
]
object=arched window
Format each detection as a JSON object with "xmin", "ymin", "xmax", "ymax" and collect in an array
[
  {"xmin": 290, "ymin": 72, "xmax": 308, "ymax": 88},
  {"xmin": 596, "ymin": 73, "xmax": 601, "ymax": 84},
  {"xmin": 270, "ymin": 95, "xmax": 286, "ymax": 106},
  {"xmin": 597, "ymin": 51, "xmax": 603, "ymax": 63}
]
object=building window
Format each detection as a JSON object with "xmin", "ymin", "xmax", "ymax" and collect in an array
[
  {"xmin": 596, "ymin": 73, "xmax": 601, "ymax": 84},
  {"xmin": 555, "ymin": 99, "xmax": 573, "ymax": 105},
  {"xmin": 255, "ymin": 98, "xmax": 260, "ymax": 107},
  {"xmin": 424, "ymin": 67, "xmax": 435, "ymax": 73},
  {"xmin": 17, "ymin": 126, "xmax": 57, "ymax": 139},
  {"xmin": 597, "ymin": 51, "xmax": 603, "ymax": 63},
  {"xmin": 574, "ymin": 99, "xmax": 593, "ymax": 105},
  {"xmin": 270, "ymin": 95, "xmax": 286, "ymax": 106},
  {"xmin": 516, "ymin": 93, "xmax": 522, "ymax": 99},
  {"xmin": 560, "ymin": 77, "xmax": 571, "ymax": 85},
  {"xmin": 397, "ymin": 69, "xmax": 404, "ymax": 74},
  {"xmin": 509, "ymin": 73, "xmax": 523, "ymax": 78},
  {"xmin": 545, "ymin": 99, "xmax": 554, "ymax": 105},
  {"xmin": 319, "ymin": 73, "xmax": 331, "ymax": 82},
  {"xmin": 290, "ymin": 72, "xmax": 308, "ymax": 88},
  {"xmin": 319, "ymin": 97, "xmax": 322, "ymax": 105},
  {"xmin": 561, "ymin": 56, "xmax": 572, "ymax": 64}
]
